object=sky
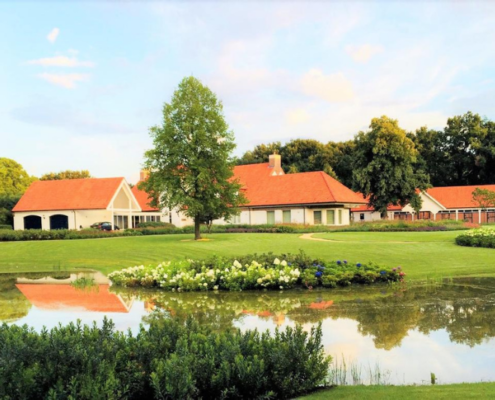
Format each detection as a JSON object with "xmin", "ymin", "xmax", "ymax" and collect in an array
[{"xmin": 1, "ymin": 1, "xmax": 495, "ymax": 183}]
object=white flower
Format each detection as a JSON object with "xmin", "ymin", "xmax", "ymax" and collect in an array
[
  {"xmin": 257, "ymin": 278, "xmax": 263, "ymax": 284},
  {"xmin": 273, "ymin": 258, "xmax": 281, "ymax": 265},
  {"xmin": 281, "ymin": 260, "xmax": 287, "ymax": 267},
  {"xmin": 279, "ymin": 286, "xmax": 284, "ymax": 290},
  {"xmin": 233, "ymin": 260, "xmax": 242, "ymax": 268},
  {"xmin": 203, "ymin": 283, "xmax": 208, "ymax": 287},
  {"xmin": 213, "ymin": 285, "xmax": 219, "ymax": 290}
]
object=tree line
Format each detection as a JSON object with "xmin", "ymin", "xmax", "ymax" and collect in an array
[{"xmin": 237, "ymin": 111, "xmax": 495, "ymax": 216}]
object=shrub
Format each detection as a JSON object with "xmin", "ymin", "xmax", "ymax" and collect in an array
[
  {"xmin": 0, "ymin": 317, "xmax": 330, "ymax": 399},
  {"xmin": 109, "ymin": 252, "xmax": 405, "ymax": 291},
  {"xmin": 136, "ymin": 221, "xmax": 176, "ymax": 229},
  {"xmin": 456, "ymin": 228, "xmax": 495, "ymax": 248},
  {"xmin": 0, "ymin": 224, "xmax": 12, "ymax": 230}
]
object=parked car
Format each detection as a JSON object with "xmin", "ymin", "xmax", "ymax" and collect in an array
[{"xmin": 90, "ymin": 222, "xmax": 120, "ymax": 231}]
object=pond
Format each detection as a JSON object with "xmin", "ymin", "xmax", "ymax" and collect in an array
[{"xmin": 2, "ymin": 271, "xmax": 495, "ymax": 385}]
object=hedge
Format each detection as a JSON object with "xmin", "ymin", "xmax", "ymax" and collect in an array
[
  {"xmin": 0, "ymin": 224, "xmax": 12, "ymax": 230},
  {"xmin": 0, "ymin": 316, "xmax": 330, "ymax": 399},
  {"xmin": 0, "ymin": 220, "xmax": 471, "ymax": 242}
]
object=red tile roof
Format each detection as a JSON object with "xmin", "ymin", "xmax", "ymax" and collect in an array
[
  {"xmin": 233, "ymin": 163, "xmax": 366, "ymax": 206},
  {"xmin": 132, "ymin": 182, "xmax": 159, "ymax": 212},
  {"xmin": 13, "ymin": 178, "xmax": 124, "ymax": 212},
  {"xmin": 426, "ymin": 185, "xmax": 495, "ymax": 209},
  {"xmin": 15, "ymin": 284, "xmax": 130, "ymax": 313}
]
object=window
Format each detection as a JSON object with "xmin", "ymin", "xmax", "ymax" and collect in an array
[
  {"xmin": 283, "ymin": 210, "xmax": 291, "ymax": 223},
  {"xmin": 314, "ymin": 211, "xmax": 322, "ymax": 225},
  {"xmin": 326, "ymin": 210, "xmax": 335, "ymax": 225},
  {"xmin": 463, "ymin": 213, "xmax": 473, "ymax": 223},
  {"xmin": 360, "ymin": 213, "xmax": 365, "ymax": 221},
  {"xmin": 418, "ymin": 211, "xmax": 431, "ymax": 220},
  {"xmin": 230, "ymin": 214, "xmax": 241, "ymax": 224},
  {"xmin": 267, "ymin": 211, "xmax": 275, "ymax": 225},
  {"xmin": 338, "ymin": 210, "xmax": 342, "ymax": 225}
]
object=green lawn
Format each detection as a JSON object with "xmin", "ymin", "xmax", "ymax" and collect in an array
[
  {"xmin": 300, "ymin": 383, "xmax": 495, "ymax": 399},
  {"xmin": 0, "ymin": 231, "xmax": 494, "ymax": 278}
]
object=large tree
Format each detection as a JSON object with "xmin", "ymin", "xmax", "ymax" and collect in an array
[
  {"xmin": 352, "ymin": 116, "xmax": 429, "ymax": 218},
  {"xmin": 141, "ymin": 76, "xmax": 246, "ymax": 240},
  {"xmin": 0, "ymin": 158, "xmax": 36, "ymax": 197},
  {"xmin": 40, "ymin": 170, "xmax": 91, "ymax": 180}
]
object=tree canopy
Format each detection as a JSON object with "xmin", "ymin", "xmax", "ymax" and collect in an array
[
  {"xmin": 0, "ymin": 158, "xmax": 36, "ymax": 197},
  {"xmin": 141, "ymin": 76, "xmax": 246, "ymax": 240},
  {"xmin": 352, "ymin": 116, "xmax": 429, "ymax": 217},
  {"xmin": 472, "ymin": 188, "xmax": 495, "ymax": 210},
  {"xmin": 40, "ymin": 170, "xmax": 91, "ymax": 181}
]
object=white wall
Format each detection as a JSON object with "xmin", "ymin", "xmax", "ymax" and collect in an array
[{"xmin": 14, "ymin": 209, "xmax": 112, "ymax": 231}]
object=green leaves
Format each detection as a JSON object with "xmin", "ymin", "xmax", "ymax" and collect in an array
[
  {"xmin": 141, "ymin": 76, "xmax": 246, "ymax": 239},
  {"xmin": 0, "ymin": 158, "xmax": 36, "ymax": 197},
  {"xmin": 352, "ymin": 116, "xmax": 429, "ymax": 217}
]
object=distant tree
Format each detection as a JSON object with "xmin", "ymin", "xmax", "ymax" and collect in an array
[
  {"xmin": 409, "ymin": 127, "xmax": 445, "ymax": 186},
  {"xmin": 0, "ymin": 158, "xmax": 36, "ymax": 197},
  {"xmin": 472, "ymin": 188, "xmax": 495, "ymax": 210},
  {"xmin": 327, "ymin": 140, "xmax": 356, "ymax": 187},
  {"xmin": 237, "ymin": 142, "xmax": 282, "ymax": 165},
  {"xmin": 281, "ymin": 139, "xmax": 335, "ymax": 175},
  {"xmin": 477, "ymin": 119, "xmax": 495, "ymax": 184},
  {"xmin": 40, "ymin": 170, "xmax": 91, "ymax": 180},
  {"xmin": 439, "ymin": 112, "xmax": 487, "ymax": 186},
  {"xmin": 141, "ymin": 76, "xmax": 247, "ymax": 240},
  {"xmin": 0, "ymin": 195, "xmax": 21, "ymax": 226},
  {"xmin": 352, "ymin": 116, "xmax": 430, "ymax": 218}
]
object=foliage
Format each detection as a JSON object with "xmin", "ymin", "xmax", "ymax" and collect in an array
[
  {"xmin": 136, "ymin": 221, "xmax": 176, "ymax": 229},
  {"xmin": 39, "ymin": 170, "xmax": 91, "ymax": 180},
  {"xmin": 108, "ymin": 252, "xmax": 404, "ymax": 291},
  {"xmin": 0, "ymin": 158, "xmax": 36, "ymax": 197},
  {"xmin": 0, "ymin": 317, "xmax": 330, "ymax": 399},
  {"xmin": 0, "ymin": 224, "xmax": 12, "ymax": 230},
  {"xmin": 236, "ymin": 142, "xmax": 282, "ymax": 165},
  {"xmin": 352, "ymin": 116, "xmax": 430, "ymax": 217},
  {"xmin": 0, "ymin": 194, "xmax": 21, "ymax": 227},
  {"xmin": 0, "ymin": 220, "xmax": 471, "ymax": 242},
  {"xmin": 472, "ymin": 188, "xmax": 495, "ymax": 210},
  {"xmin": 456, "ymin": 229, "xmax": 495, "ymax": 248},
  {"xmin": 141, "ymin": 76, "xmax": 247, "ymax": 240}
]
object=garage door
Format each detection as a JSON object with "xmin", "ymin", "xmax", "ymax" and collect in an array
[{"xmin": 50, "ymin": 214, "xmax": 69, "ymax": 230}]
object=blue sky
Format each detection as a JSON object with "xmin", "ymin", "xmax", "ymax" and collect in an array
[{"xmin": 1, "ymin": 1, "xmax": 494, "ymax": 183}]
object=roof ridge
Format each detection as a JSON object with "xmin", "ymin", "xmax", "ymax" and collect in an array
[{"xmin": 320, "ymin": 171, "xmax": 337, "ymax": 202}]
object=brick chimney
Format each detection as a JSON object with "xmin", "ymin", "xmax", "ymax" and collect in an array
[
  {"xmin": 268, "ymin": 154, "xmax": 284, "ymax": 176},
  {"xmin": 140, "ymin": 169, "xmax": 149, "ymax": 181}
]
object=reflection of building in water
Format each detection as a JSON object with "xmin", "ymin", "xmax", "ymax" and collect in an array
[
  {"xmin": 242, "ymin": 310, "xmax": 286, "ymax": 326},
  {"xmin": 15, "ymin": 284, "xmax": 132, "ymax": 313},
  {"xmin": 309, "ymin": 300, "xmax": 334, "ymax": 309}
]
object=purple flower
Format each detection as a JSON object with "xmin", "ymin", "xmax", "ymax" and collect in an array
[
  {"xmin": 356, "ymin": 263, "xmax": 362, "ymax": 268},
  {"xmin": 315, "ymin": 271, "xmax": 323, "ymax": 278},
  {"xmin": 392, "ymin": 268, "xmax": 397, "ymax": 271},
  {"xmin": 337, "ymin": 260, "xmax": 342, "ymax": 265},
  {"xmin": 343, "ymin": 260, "xmax": 348, "ymax": 264},
  {"xmin": 380, "ymin": 270, "xmax": 387, "ymax": 275}
]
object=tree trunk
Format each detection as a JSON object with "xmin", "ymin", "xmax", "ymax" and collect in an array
[
  {"xmin": 381, "ymin": 210, "xmax": 388, "ymax": 220},
  {"xmin": 194, "ymin": 217, "xmax": 202, "ymax": 240}
]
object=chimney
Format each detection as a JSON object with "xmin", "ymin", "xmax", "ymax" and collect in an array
[
  {"xmin": 140, "ymin": 169, "xmax": 149, "ymax": 181},
  {"xmin": 268, "ymin": 154, "xmax": 284, "ymax": 176}
]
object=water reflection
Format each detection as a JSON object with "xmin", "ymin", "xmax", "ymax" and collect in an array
[{"xmin": 2, "ymin": 273, "xmax": 495, "ymax": 383}]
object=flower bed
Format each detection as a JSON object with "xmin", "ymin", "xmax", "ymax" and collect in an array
[
  {"xmin": 455, "ymin": 228, "xmax": 495, "ymax": 248},
  {"xmin": 109, "ymin": 253, "xmax": 405, "ymax": 291}
]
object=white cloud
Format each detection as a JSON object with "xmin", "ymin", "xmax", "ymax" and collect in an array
[
  {"xmin": 286, "ymin": 108, "xmax": 310, "ymax": 125},
  {"xmin": 301, "ymin": 69, "xmax": 354, "ymax": 102},
  {"xmin": 27, "ymin": 55, "xmax": 94, "ymax": 68},
  {"xmin": 346, "ymin": 44, "xmax": 384, "ymax": 63},
  {"xmin": 47, "ymin": 28, "xmax": 60, "ymax": 43},
  {"xmin": 37, "ymin": 73, "xmax": 90, "ymax": 89}
]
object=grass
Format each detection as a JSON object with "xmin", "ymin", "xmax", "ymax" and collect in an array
[
  {"xmin": 0, "ymin": 231, "xmax": 494, "ymax": 278},
  {"xmin": 300, "ymin": 382, "xmax": 495, "ymax": 399}
]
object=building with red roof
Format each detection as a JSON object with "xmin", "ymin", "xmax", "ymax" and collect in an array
[
  {"xmin": 12, "ymin": 177, "xmax": 150, "ymax": 230},
  {"xmin": 351, "ymin": 185, "xmax": 495, "ymax": 223},
  {"xmin": 166, "ymin": 154, "xmax": 367, "ymax": 226}
]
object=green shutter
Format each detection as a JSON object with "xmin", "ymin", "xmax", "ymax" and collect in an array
[
  {"xmin": 283, "ymin": 210, "xmax": 291, "ymax": 223},
  {"xmin": 326, "ymin": 210, "xmax": 335, "ymax": 225},
  {"xmin": 267, "ymin": 211, "xmax": 275, "ymax": 225},
  {"xmin": 338, "ymin": 210, "xmax": 342, "ymax": 224},
  {"xmin": 314, "ymin": 211, "xmax": 322, "ymax": 224}
]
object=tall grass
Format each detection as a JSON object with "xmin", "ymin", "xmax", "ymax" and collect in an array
[{"xmin": 328, "ymin": 355, "xmax": 392, "ymax": 386}]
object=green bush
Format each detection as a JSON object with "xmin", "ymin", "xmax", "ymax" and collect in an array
[
  {"xmin": 136, "ymin": 221, "xmax": 176, "ymax": 228},
  {"xmin": 0, "ymin": 317, "xmax": 330, "ymax": 399},
  {"xmin": 109, "ymin": 252, "xmax": 405, "ymax": 291},
  {"xmin": 0, "ymin": 224, "xmax": 12, "ymax": 230},
  {"xmin": 456, "ymin": 229, "xmax": 495, "ymax": 248}
]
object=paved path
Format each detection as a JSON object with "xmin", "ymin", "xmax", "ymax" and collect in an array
[{"xmin": 299, "ymin": 233, "xmax": 423, "ymax": 244}]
